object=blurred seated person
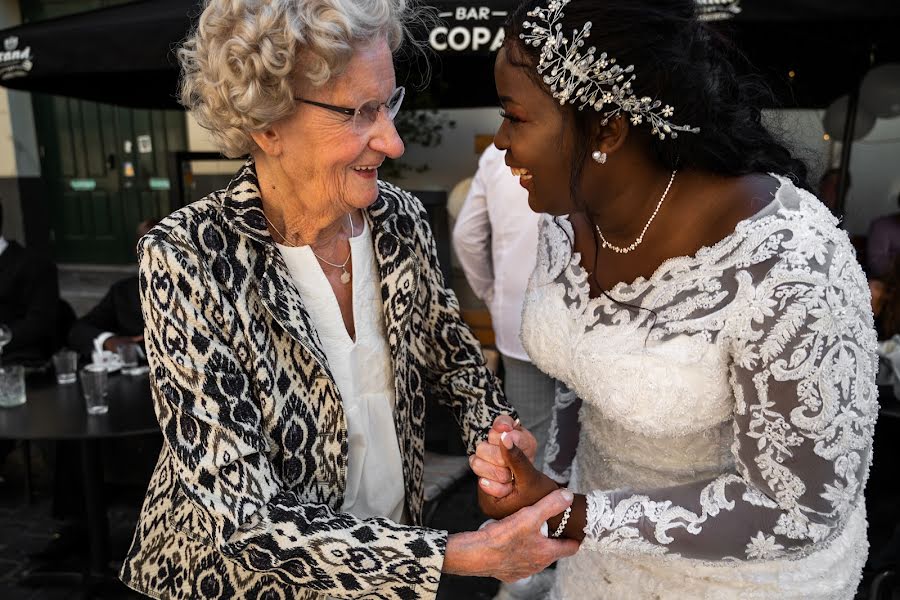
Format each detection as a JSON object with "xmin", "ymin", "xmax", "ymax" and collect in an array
[
  {"xmin": 68, "ymin": 218, "xmax": 158, "ymax": 361},
  {"xmin": 818, "ymin": 167, "xmax": 850, "ymax": 217},
  {"xmin": 871, "ymin": 256, "xmax": 899, "ymax": 340},
  {"xmin": 0, "ymin": 202, "xmax": 59, "ymax": 366},
  {"xmin": 867, "ymin": 192, "xmax": 900, "ymax": 279}
]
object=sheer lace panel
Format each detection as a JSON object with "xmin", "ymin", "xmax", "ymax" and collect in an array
[{"xmin": 543, "ymin": 382, "xmax": 582, "ymax": 484}]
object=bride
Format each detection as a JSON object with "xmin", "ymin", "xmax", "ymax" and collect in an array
[{"xmin": 470, "ymin": 0, "xmax": 879, "ymax": 597}]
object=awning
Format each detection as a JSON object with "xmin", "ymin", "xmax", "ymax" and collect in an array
[
  {"xmin": 0, "ymin": 0, "xmax": 192, "ymax": 109},
  {"xmin": 0, "ymin": 0, "xmax": 897, "ymax": 109}
]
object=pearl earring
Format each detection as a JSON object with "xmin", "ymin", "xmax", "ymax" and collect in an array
[{"xmin": 591, "ymin": 151, "xmax": 607, "ymax": 164}]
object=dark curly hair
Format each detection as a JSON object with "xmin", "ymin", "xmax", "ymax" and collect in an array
[{"xmin": 504, "ymin": 0, "xmax": 811, "ymax": 199}]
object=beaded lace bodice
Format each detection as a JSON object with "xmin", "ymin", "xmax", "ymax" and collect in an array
[{"xmin": 523, "ymin": 176, "xmax": 878, "ymax": 598}]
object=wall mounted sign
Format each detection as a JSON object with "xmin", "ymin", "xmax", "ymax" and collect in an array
[
  {"xmin": 137, "ymin": 134, "xmax": 153, "ymax": 154},
  {"xmin": 149, "ymin": 177, "xmax": 170, "ymax": 191},
  {"xmin": 428, "ymin": 4, "xmax": 516, "ymax": 54},
  {"xmin": 0, "ymin": 36, "xmax": 33, "ymax": 80},
  {"xmin": 69, "ymin": 178, "xmax": 96, "ymax": 191}
]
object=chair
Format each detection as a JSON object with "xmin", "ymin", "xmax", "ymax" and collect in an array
[{"xmin": 422, "ymin": 450, "xmax": 473, "ymax": 526}]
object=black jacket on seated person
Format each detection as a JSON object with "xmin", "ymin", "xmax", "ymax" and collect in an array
[
  {"xmin": 68, "ymin": 275, "xmax": 143, "ymax": 360},
  {"xmin": 0, "ymin": 240, "xmax": 59, "ymax": 365}
]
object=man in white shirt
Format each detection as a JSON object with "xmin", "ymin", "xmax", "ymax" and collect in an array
[
  {"xmin": 454, "ymin": 144, "xmax": 557, "ymax": 600},
  {"xmin": 453, "ymin": 144, "xmax": 554, "ymax": 464}
]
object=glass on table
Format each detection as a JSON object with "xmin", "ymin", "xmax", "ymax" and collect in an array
[
  {"xmin": 81, "ymin": 364, "xmax": 109, "ymax": 415},
  {"xmin": 0, "ymin": 364, "xmax": 25, "ymax": 408},
  {"xmin": 0, "ymin": 324, "xmax": 11, "ymax": 364},
  {"xmin": 116, "ymin": 342, "xmax": 141, "ymax": 376},
  {"xmin": 52, "ymin": 349, "xmax": 78, "ymax": 384}
]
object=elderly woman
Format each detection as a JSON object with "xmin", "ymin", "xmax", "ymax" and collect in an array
[{"xmin": 118, "ymin": 0, "xmax": 577, "ymax": 598}]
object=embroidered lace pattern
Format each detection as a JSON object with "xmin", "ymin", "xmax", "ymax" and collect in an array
[{"xmin": 522, "ymin": 176, "xmax": 878, "ymax": 599}]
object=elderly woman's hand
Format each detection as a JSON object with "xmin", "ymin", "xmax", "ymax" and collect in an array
[
  {"xmin": 442, "ymin": 487, "xmax": 579, "ymax": 582},
  {"xmin": 469, "ymin": 415, "xmax": 538, "ymax": 499}
]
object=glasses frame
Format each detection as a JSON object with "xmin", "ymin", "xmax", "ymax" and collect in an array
[{"xmin": 294, "ymin": 86, "xmax": 406, "ymax": 132}]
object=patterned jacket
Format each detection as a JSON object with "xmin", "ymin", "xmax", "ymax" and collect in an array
[{"xmin": 120, "ymin": 160, "xmax": 510, "ymax": 599}]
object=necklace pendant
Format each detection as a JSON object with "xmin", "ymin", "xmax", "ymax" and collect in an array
[{"xmin": 340, "ymin": 269, "xmax": 351, "ymax": 284}]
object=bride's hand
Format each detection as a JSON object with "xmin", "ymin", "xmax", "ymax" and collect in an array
[
  {"xmin": 478, "ymin": 434, "xmax": 560, "ymax": 521},
  {"xmin": 469, "ymin": 415, "xmax": 538, "ymax": 499}
]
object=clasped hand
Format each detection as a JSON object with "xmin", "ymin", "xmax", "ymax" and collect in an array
[
  {"xmin": 443, "ymin": 414, "xmax": 578, "ymax": 581},
  {"xmin": 470, "ymin": 415, "xmax": 562, "ymax": 520}
]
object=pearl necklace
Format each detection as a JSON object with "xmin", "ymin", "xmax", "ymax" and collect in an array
[
  {"xmin": 595, "ymin": 170, "xmax": 677, "ymax": 254},
  {"xmin": 265, "ymin": 212, "xmax": 355, "ymax": 284}
]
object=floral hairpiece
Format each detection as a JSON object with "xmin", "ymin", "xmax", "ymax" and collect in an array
[{"xmin": 519, "ymin": 0, "xmax": 706, "ymax": 140}]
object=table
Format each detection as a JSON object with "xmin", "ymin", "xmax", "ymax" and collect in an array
[{"xmin": 0, "ymin": 373, "xmax": 158, "ymax": 595}]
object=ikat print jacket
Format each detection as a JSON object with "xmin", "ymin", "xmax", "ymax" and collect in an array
[{"xmin": 119, "ymin": 160, "xmax": 510, "ymax": 600}]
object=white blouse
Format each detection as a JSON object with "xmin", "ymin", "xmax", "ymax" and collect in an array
[{"xmin": 276, "ymin": 217, "xmax": 406, "ymax": 523}]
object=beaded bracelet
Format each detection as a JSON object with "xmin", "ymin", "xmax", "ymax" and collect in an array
[{"xmin": 550, "ymin": 506, "xmax": 572, "ymax": 538}]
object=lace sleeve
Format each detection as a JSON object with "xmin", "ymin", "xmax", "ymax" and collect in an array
[
  {"xmin": 543, "ymin": 382, "xmax": 582, "ymax": 484},
  {"xmin": 581, "ymin": 234, "xmax": 879, "ymax": 561}
]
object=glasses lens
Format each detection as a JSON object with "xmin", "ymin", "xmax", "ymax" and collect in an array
[
  {"xmin": 351, "ymin": 88, "xmax": 405, "ymax": 133},
  {"xmin": 386, "ymin": 87, "xmax": 405, "ymax": 121},
  {"xmin": 353, "ymin": 100, "xmax": 381, "ymax": 133}
]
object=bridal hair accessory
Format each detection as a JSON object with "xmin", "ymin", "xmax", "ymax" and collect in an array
[
  {"xmin": 591, "ymin": 150, "xmax": 607, "ymax": 164},
  {"xmin": 519, "ymin": 0, "xmax": 701, "ymax": 141}
]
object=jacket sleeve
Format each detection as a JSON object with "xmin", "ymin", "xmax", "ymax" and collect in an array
[
  {"xmin": 410, "ymin": 200, "xmax": 514, "ymax": 453},
  {"xmin": 139, "ymin": 234, "xmax": 448, "ymax": 599}
]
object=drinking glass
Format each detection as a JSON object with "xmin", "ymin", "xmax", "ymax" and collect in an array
[
  {"xmin": 81, "ymin": 364, "xmax": 109, "ymax": 415},
  {"xmin": 0, "ymin": 365, "xmax": 25, "ymax": 408},
  {"xmin": 116, "ymin": 342, "xmax": 140, "ymax": 376},
  {"xmin": 52, "ymin": 349, "xmax": 78, "ymax": 384}
]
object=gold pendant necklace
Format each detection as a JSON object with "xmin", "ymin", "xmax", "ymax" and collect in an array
[{"xmin": 265, "ymin": 212, "xmax": 354, "ymax": 284}]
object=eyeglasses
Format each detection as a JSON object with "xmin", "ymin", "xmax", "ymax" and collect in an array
[{"xmin": 294, "ymin": 86, "xmax": 406, "ymax": 134}]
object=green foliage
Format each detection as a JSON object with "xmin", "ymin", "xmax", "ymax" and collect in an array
[{"xmin": 381, "ymin": 107, "xmax": 456, "ymax": 180}]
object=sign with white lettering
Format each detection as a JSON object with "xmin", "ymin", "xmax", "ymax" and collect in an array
[
  {"xmin": 137, "ymin": 134, "xmax": 153, "ymax": 154},
  {"xmin": 428, "ymin": 4, "xmax": 516, "ymax": 54},
  {"xmin": 0, "ymin": 36, "xmax": 33, "ymax": 80}
]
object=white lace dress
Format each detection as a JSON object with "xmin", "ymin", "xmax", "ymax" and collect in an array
[{"xmin": 522, "ymin": 176, "xmax": 879, "ymax": 599}]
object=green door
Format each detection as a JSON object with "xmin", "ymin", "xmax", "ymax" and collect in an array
[
  {"xmin": 24, "ymin": 0, "xmax": 187, "ymax": 264},
  {"xmin": 33, "ymin": 95, "xmax": 187, "ymax": 264}
]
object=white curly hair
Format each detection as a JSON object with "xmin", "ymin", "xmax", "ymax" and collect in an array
[{"xmin": 179, "ymin": 0, "xmax": 414, "ymax": 158}]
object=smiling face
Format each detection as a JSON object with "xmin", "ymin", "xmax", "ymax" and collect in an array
[
  {"xmin": 264, "ymin": 36, "xmax": 405, "ymax": 214},
  {"xmin": 493, "ymin": 44, "xmax": 581, "ymax": 216}
]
